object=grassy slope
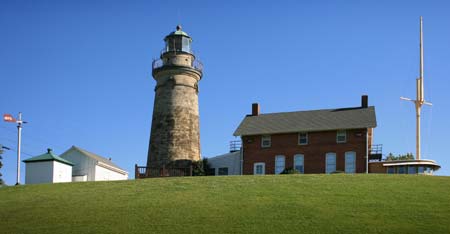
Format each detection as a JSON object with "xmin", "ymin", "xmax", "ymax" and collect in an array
[{"xmin": 0, "ymin": 174, "xmax": 450, "ymax": 234}]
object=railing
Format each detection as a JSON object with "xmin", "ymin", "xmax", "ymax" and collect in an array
[
  {"xmin": 369, "ymin": 144, "xmax": 383, "ymax": 161},
  {"xmin": 152, "ymin": 58, "xmax": 203, "ymax": 73},
  {"xmin": 230, "ymin": 140, "xmax": 242, "ymax": 152},
  {"xmin": 160, "ymin": 48, "xmax": 193, "ymax": 55},
  {"xmin": 135, "ymin": 164, "xmax": 193, "ymax": 179}
]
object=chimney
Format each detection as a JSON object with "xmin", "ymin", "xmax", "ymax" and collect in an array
[
  {"xmin": 252, "ymin": 103, "xmax": 260, "ymax": 116},
  {"xmin": 361, "ymin": 95, "xmax": 368, "ymax": 108}
]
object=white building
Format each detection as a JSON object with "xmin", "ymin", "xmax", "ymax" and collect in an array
[
  {"xmin": 207, "ymin": 150, "xmax": 242, "ymax": 176},
  {"xmin": 60, "ymin": 146, "xmax": 128, "ymax": 181},
  {"xmin": 23, "ymin": 149, "xmax": 74, "ymax": 184}
]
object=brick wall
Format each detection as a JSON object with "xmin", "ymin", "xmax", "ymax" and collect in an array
[{"xmin": 242, "ymin": 129, "xmax": 368, "ymax": 174}]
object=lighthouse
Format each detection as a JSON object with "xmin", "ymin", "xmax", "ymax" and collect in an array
[{"xmin": 147, "ymin": 25, "xmax": 203, "ymax": 168}]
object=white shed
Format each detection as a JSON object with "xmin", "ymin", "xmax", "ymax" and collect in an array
[
  {"xmin": 60, "ymin": 146, "xmax": 128, "ymax": 181},
  {"xmin": 23, "ymin": 149, "xmax": 74, "ymax": 184}
]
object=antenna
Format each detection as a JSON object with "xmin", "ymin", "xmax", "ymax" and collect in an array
[{"xmin": 400, "ymin": 16, "xmax": 432, "ymax": 160}]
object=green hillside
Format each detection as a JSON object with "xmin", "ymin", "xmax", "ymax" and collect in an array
[{"xmin": 1, "ymin": 174, "xmax": 449, "ymax": 234}]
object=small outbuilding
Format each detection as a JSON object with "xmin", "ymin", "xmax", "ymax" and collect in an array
[
  {"xmin": 60, "ymin": 146, "xmax": 128, "ymax": 181},
  {"xmin": 23, "ymin": 148, "xmax": 74, "ymax": 184}
]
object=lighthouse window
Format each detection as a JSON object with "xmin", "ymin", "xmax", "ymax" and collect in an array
[
  {"xmin": 182, "ymin": 37, "xmax": 191, "ymax": 53},
  {"xmin": 166, "ymin": 37, "xmax": 182, "ymax": 52}
]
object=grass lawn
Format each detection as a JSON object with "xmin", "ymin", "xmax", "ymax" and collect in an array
[{"xmin": 1, "ymin": 174, "xmax": 450, "ymax": 233}]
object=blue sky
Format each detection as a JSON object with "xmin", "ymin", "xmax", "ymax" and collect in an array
[{"xmin": 1, "ymin": 0, "xmax": 449, "ymax": 184}]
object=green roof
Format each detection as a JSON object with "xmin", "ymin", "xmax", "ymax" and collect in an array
[
  {"xmin": 234, "ymin": 106, "xmax": 377, "ymax": 136},
  {"xmin": 165, "ymin": 25, "xmax": 190, "ymax": 39},
  {"xmin": 23, "ymin": 149, "xmax": 74, "ymax": 166}
]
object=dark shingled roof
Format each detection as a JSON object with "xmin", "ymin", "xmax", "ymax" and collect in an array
[{"xmin": 233, "ymin": 106, "xmax": 377, "ymax": 136}]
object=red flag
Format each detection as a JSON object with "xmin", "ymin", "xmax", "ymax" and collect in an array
[{"xmin": 3, "ymin": 114, "xmax": 16, "ymax": 122}]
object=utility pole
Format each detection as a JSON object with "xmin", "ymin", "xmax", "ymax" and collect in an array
[
  {"xmin": 400, "ymin": 16, "xmax": 432, "ymax": 160},
  {"xmin": 3, "ymin": 112, "xmax": 27, "ymax": 185}
]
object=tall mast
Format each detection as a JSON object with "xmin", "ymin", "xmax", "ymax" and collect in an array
[{"xmin": 400, "ymin": 16, "xmax": 432, "ymax": 160}]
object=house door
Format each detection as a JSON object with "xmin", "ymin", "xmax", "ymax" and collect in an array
[{"xmin": 326, "ymin": 153, "xmax": 336, "ymax": 174}]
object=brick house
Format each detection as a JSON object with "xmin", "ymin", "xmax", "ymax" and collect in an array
[{"xmin": 233, "ymin": 96, "xmax": 377, "ymax": 175}]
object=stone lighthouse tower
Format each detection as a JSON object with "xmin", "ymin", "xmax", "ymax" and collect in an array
[{"xmin": 147, "ymin": 25, "xmax": 203, "ymax": 168}]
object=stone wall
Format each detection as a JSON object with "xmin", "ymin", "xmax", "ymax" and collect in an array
[{"xmin": 147, "ymin": 56, "xmax": 202, "ymax": 168}]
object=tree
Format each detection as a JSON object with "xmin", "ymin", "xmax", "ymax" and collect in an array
[
  {"xmin": 386, "ymin": 152, "xmax": 414, "ymax": 161},
  {"xmin": 191, "ymin": 158, "xmax": 212, "ymax": 176}
]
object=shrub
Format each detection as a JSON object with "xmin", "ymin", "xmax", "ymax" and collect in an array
[{"xmin": 280, "ymin": 168, "xmax": 300, "ymax": 174}]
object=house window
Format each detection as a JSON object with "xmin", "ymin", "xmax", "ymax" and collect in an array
[
  {"xmin": 387, "ymin": 167, "xmax": 395, "ymax": 174},
  {"xmin": 254, "ymin": 162, "xmax": 265, "ymax": 175},
  {"xmin": 218, "ymin": 167, "xmax": 229, "ymax": 175},
  {"xmin": 275, "ymin": 155, "xmax": 285, "ymax": 174},
  {"xmin": 398, "ymin": 166, "xmax": 406, "ymax": 174},
  {"xmin": 336, "ymin": 130, "xmax": 347, "ymax": 143},
  {"xmin": 408, "ymin": 166, "xmax": 416, "ymax": 174},
  {"xmin": 325, "ymin": 153, "xmax": 336, "ymax": 174},
  {"xmin": 345, "ymin": 151, "xmax": 356, "ymax": 173},
  {"xmin": 294, "ymin": 154, "xmax": 304, "ymax": 173},
  {"xmin": 261, "ymin": 135, "xmax": 271, "ymax": 148},
  {"xmin": 298, "ymin": 132, "xmax": 308, "ymax": 145}
]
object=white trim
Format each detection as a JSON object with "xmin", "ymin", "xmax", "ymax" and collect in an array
[
  {"xmin": 261, "ymin": 135, "xmax": 271, "ymax": 148},
  {"xmin": 383, "ymin": 161, "xmax": 439, "ymax": 167},
  {"xmin": 254, "ymin": 162, "xmax": 265, "ymax": 175},
  {"xmin": 97, "ymin": 161, "xmax": 128, "ymax": 175},
  {"xmin": 366, "ymin": 129, "xmax": 369, "ymax": 173},
  {"xmin": 336, "ymin": 130, "xmax": 347, "ymax": 143},
  {"xmin": 298, "ymin": 132, "xmax": 308, "ymax": 145}
]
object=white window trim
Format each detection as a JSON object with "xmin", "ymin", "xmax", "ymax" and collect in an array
[
  {"xmin": 336, "ymin": 130, "xmax": 347, "ymax": 143},
  {"xmin": 254, "ymin": 162, "xmax": 265, "ymax": 175},
  {"xmin": 298, "ymin": 132, "xmax": 308, "ymax": 145},
  {"xmin": 261, "ymin": 135, "xmax": 271, "ymax": 148},
  {"xmin": 275, "ymin": 155, "xmax": 286, "ymax": 174},
  {"xmin": 294, "ymin": 154, "xmax": 305, "ymax": 174}
]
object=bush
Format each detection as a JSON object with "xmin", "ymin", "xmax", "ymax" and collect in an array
[
  {"xmin": 280, "ymin": 168, "xmax": 300, "ymax": 174},
  {"xmin": 330, "ymin": 171, "xmax": 345, "ymax": 174},
  {"xmin": 192, "ymin": 158, "xmax": 212, "ymax": 176}
]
